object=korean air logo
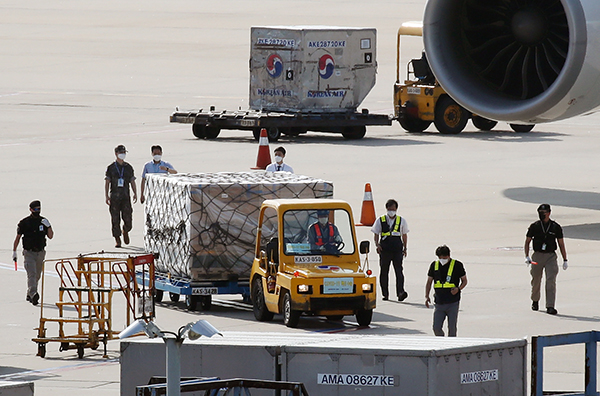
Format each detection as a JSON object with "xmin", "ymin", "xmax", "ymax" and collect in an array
[
  {"xmin": 266, "ymin": 54, "xmax": 283, "ymax": 78},
  {"xmin": 318, "ymin": 54, "xmax": 335, "ymax": 79}
]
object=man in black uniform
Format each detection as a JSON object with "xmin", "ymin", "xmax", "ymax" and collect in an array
[
  {"xmin": 12, "ymin": 200, "xmax": 54, "ymax": 305},
  {"xmin": 371, "ymin": 199, "xmax": 409, "ymax": 301},
  {"xmin": 105, "ymin": 144, "xmax": 137, "ymax": 248},
  {"xmin": 425, "ymin": 245, "xmax": 467, "ymax": 337},
  {"xmin": 524, "ymin": 203, "xmax": 568, "ymax": 315}
]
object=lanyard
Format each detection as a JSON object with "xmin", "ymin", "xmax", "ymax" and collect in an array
[
  {"xmin": 541, "ymin": 220, "xmax": 551, "ymax": 235},
  {"xmin": 115, "ymin": 162, "xmax": 124, "ymax": 179}
]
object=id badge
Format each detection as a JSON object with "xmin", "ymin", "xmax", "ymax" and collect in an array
[
  {"xmin": 541, "ymin": 243, "xmax": 547, "ymax": 251},
  {"xmin": 118, "ymin": 178, "xmax": 124, "ymax": 187}
]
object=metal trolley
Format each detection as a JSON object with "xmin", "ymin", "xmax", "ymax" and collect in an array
[{"xmin": 33, "ymin": 252, "xmax": 155, "ymax": 359}]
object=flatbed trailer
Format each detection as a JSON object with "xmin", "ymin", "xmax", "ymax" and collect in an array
[
  {"xmin": 137, "ymin": 270, "xmax": 250, "ymax": 312},
  {"xmin": 170, "ymin": 107, "xmax": 392, "ymax": 141}
]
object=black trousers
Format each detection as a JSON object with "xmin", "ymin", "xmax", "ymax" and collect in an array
[
  {"xmin": 379, "ymin": 249, "xmax": 405, "ymax": 298},
  {"xmin": 109, "ymin": 197, "xmax": 132, "ymax": 237}
]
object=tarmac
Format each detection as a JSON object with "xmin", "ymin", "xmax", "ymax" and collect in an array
[{"xmin": 1, "ymin": 0, "xmax": 600, "ymax": 395}]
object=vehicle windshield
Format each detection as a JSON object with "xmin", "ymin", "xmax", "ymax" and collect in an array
[{"xmin": 283, "ymin": 209, "xmax": 355, "ymax": 256}]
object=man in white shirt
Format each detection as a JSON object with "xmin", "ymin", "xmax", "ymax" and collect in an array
[
  {"xmin": 140, "ymin": 145, "xmax": 177, "ymax": 204},
  {"xmin": 266, "ymin": 146, "xmax": 294, "ymax": 173},
  {"xmin": 371, "ymin": 199, "xmax": 409, "ymax": 301}
]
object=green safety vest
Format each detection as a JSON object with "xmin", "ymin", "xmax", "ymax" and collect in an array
[
  {"xmin": 433, "ymin": 259, "xmax": 457, "ymax": 289},
  {"xmin": 380, "ymin": 215, "xmax": 402, "ymax": 237}
]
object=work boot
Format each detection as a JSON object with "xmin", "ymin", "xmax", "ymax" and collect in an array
[
  {"xmin": 31, "ymin": 293, "xmax": 39, "ymax": 306},
  {"xmin": 123, "ymin": 229, "xmax": 130, "ymax": 245},
  {"xmin": 546, "ymin": 307, "xmax": 558, "ymax": 315},
  {"xmin": 532, "ymin": 301, "xmax": 539, "ymax": 311},
  {"xmin": 382, "ymin": 296, "xmax": 389, "ymax": 301},
  {"xmin": 115, "ymin": 236, "xmax": 122, "ymax": 248},
  {"xmin": 398, "ymin": 292, "xmax": 408, "ymax": 302},
  {"xmin": 26, "ymin": 295, "xmax": 31, "ymax": 302}
]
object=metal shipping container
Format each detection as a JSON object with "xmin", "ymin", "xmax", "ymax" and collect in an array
[
  {"xmin": 250, "ymin": 26, "xmax": 377, "ymax": 113},
  {"xmin": 120, "ymin": 333, "xmax": 526, "ymax": 396}
]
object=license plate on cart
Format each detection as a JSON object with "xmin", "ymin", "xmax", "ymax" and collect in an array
[{"xmin": 192, "ymin": 287, "xmax": 218, "ymax": 295}]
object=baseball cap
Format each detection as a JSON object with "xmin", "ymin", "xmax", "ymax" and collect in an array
[
  {"xmin": 115, "ymin": 144, "xmax": 127, "ymax": 153},
  {"xmin": 537, "ymin": 203, "xmax": 551, "ymax": 212},
  {"xmin": 29, "ymin": 200, "xmax": 41, "ymax": 209},
  {"xmin": 317, "ymin": 210, "xmax": 329, "ymax": 217}
]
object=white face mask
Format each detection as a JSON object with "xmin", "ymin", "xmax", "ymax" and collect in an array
[
  {"xmin": 153, "ymin": 154, "xmax": 162, "ymax": 162},
  {"xmin": 318, "ymin": 217, "xmax": 328, "ymax": 225},
  {"xmin": 439, "ymin": 258, "xmax": 449, "ymax": 265},
  {"xmin": 117, "ymin": 153, "xmax": 126, "ymax": 160},
  {"xmin": 274, "ymin": 155, "xmax": 283, "ymax": 163},
  {"xmin": 387, "ymin": 210, "xmax": 396, "ymax": 218}
]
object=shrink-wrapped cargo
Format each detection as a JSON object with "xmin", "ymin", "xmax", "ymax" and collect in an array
[{"xmin": 144, "ymin": 172, "xmax": 333, "ymax": 281}]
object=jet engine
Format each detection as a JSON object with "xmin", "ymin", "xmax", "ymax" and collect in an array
[{"xmin": 423, "ymin": 0, "xmax": 600, "ymax": 123}]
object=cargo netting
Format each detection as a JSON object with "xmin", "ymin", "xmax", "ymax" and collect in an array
[{"xmin": 144, "ymin": 172, "xmax": 333, "ymax": 281}]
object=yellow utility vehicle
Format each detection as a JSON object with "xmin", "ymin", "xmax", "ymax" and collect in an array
[
  {"xmin": 250, "ymin": 199, "xmax": 376, "ymax": 328},
  {"xmin": 394, "ymin": 21, "xmax": 534, "ymax": 134}
]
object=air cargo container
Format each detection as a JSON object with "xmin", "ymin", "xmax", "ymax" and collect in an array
[{"xmin": 170, "ymin": 26, "xmax": 391, "ymax": 141}]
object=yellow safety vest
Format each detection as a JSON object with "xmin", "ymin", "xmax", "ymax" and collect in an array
[
  {"xmin": 433, "ymin": 259, "xmax": 456, "ymax": 289},
  {"xmin": 381, "ymin": 215, "xmax": 402, "ymax": 237}
]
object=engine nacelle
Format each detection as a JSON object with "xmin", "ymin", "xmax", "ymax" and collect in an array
[{"xmin": 423, "ymin": 0, "xmax": 600, "ymax": 123}]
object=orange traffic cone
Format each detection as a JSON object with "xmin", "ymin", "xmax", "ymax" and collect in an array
[
  {"xmin": 251, "ymin": 128, "xmax": 272, "ymax": 170},
  {"xmin": 356, "ymin": 183, "xmax": 376, "ymax": 226}
]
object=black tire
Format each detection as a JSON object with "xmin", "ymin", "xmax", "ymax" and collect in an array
[
  {"xmin": 252, "ymin": 277, "xmax": 274, "ymax": 321},
  {"xmin": 204, "ymin": 127, "xmax": 220, "ymax": 139},
  {"xmin": 472, "ymin": 116, "xmax": 498, "ymax": 131},
  {"xmin": 76, "ymin": 344, "xmax": 84, "ymax": 359},
  {"xmin": 510, "ymin": 124, "xmax": 534, "ymax": 133},
  {"xmin": 282, "ymin": 291, "xmax": 300, "ymax": 328},
  {"xmin": 192, "ymin": 124, "xmax": 206, "ymax": 139},
  {"xmin": 154, "ymin": 290, "xmax": 163, "ymax": 303},
  {"xmin": 326, "ymin": 315, "xmax": 344, "ymax": 321},
  {"xmin": 398, "ymin": 117, "xmax": 431, "ymax": 133},
  {"xmin": 434, "ymin": 95, "xmax": 468, "ymax": 134},
  {"xmin": 341, "ymin": 126, "xmax": 366, "ymax": 139},
  {"xmin": 37, "ymin": 343, "xmax": 46, "ymax": 358},
  {"xmin": 186, "ymin": 295, "xmax": 198, "ymax": 311},
  {"xmin": 356, "ymin": 309, "xmax": 373, "ymax": 327},
  {"xmin": 267, "ymin": 127, "xmax": 280, "ymax": 142},
  {"xmin": 200, "ymin": 295, "xmax": 212, "ymax": 311},
  {"xmin": 169, "ymin": 292, "xmax": 180, "ymax": 303},
  {"xmin": 252, "ymin": 128, "xmax": 262, "ymax": 141}
]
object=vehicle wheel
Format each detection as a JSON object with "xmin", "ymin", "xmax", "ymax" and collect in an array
[
  {"xmin": 341, "ymin": 126, "xmax": 366, "ymax": 139},
  {"xmin": 356, "ymin": 309, "xmax": 373, "ymax": 327},
  {"xmin": 186, "ymin": 295, "xmax": 198, "ymax": 311},
  {"xmin": 169, "ymin": 292, "xmax": 180, "ymax": 303},
  {"xmin": 200, "ymin": 295, "xmax": 212, "ymax": 311},
  {"xmin": 472, "ymin": 116, "xmax": 498, "ymax": 131},
  {"xmin": 76, "ymin": 344, "xmax": 85, "ymax": 359},
  {"xmin": 154, "ymin": 290, "xmax": 163, "ymax": 303},
  {"xmin": 282, "ymin": 291, "xmax": 300, "ymax": 328},
  {"xmin": 37, "ymin": 343, "xmax": 46, "ymax": 358},
  {"xmin": 192, "ymin": 124, "xmax": 206, "ymax": 139},
  {"xmin": 510, "ymin": 124, "xmax": 534, "ymax": 132},
  {"xmin": 252, "ymin": 128, "xmax": 262, "ymax": 141},
  {"xmin": 326, "ymin": 315, "xmax": 344, "ymax": 321},
  {"xmin": 252, "ymin": 277, "xmax": 274, "ymax": 322},
  {"xmin": 434, "ymin": 95, "xmax": 468, "ymax": 134},
  {"xmin": 267, "ymin": 127, "xmax": 280, "ymax": 142},
  {"xmin": 398, "ymin": 117, "xmax": 431, "ymax": 132},
  {"xmin": 204, "ymin": 127, "xmax": 221, "ymax": 139}
]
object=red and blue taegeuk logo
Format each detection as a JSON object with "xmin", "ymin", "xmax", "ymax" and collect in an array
[
  {"xmin": 318, "ymin": 54, "xmax": 335, "ymax": 79},
  {"xmin": 266, "ymin": 54, "xmax": 283, "ymax": 78}
]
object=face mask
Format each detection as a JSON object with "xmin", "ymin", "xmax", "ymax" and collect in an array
[
  {"xmin": 538, "ymin": 212, "xmax": 547, "ymax": 221},
  {"xmin": 117, "ymin": 153, "xmax": 126, "ymax": 160},
  {"xmin": 274, "ymin": 156, "xmax": 283, "ymax": 163},
  {"xmin": 439, "ymin": 258, "xmax": 449, "ymax": 265},
  {"xmin": 318, "ymin": 217, "xmax": 328, "ymax": 225},
  {"xmin": 153, "ymin": 155, "xmax": 162, "ymax": 162},
  {"xmin": 387, "ymin": 210, "xmax": 396, "ymax": 218}
]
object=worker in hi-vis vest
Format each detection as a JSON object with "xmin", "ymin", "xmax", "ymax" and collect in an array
[
  {"xmin": 371, "ymin": 199, "xmax": 409, "ymax": 301},
  {"xmin": 425, "ymin": 245, "xmax": 468, "ymax": 337}
]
